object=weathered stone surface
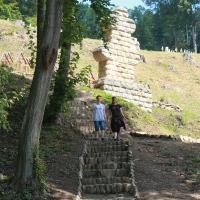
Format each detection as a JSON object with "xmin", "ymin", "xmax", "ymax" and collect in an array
[
  {"xmin": 91, "ymin": 7, "xmax": 152, "ymax": 112},
  {"xmin": 80, "ymin": 139, "xmax": 139, "ymax": 198}
]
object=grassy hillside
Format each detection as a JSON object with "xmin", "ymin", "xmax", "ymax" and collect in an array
[
  {"xmin": 135, "ymin": 50, "xmax": 200, "ymax": 137},
  {"xmin": 0, "ymin": 19, "xmax": 35, "ymax": 57},
  {"xmin": 1, "ymin": 19, "xmax": 200, "ymax": 138}
]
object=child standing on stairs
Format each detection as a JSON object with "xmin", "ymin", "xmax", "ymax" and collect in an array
[
  {"xmin": 92, "ymin": 95, "xmax": 107, "ymax": 140},
  {"xmin": 108, "ymin": 97, "xmax": 126, "ymax": 141}
]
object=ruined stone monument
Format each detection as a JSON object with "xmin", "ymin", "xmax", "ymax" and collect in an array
[{"xmin": 92, "ymin": 7, "xmax": 152, "ymax": 112}]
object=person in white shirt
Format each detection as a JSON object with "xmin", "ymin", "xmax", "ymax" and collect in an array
[{"xmin": 92, "ymin": 95, "xmax": 107, "ymax": 140}]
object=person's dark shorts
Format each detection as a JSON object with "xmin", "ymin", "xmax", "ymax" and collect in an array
[{"xmin": 94, "ymin": 121, "xmax": 105, "ymax": 131}]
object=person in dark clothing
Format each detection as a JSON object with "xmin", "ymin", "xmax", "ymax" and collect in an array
[{"xmin": 108, "ymin": 97, "xmax": 126, "ymax": 141}]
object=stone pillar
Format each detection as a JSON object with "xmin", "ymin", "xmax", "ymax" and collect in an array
[{"xmin": 92, "ymin": 7, "xmax": 152, "ymax": 112}]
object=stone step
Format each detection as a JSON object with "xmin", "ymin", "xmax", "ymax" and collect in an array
[
  {"xmin": 86, "ymin": 144, "xmax": 129, "ymax": 153},
  {"xmin": 83, "ymin": 162, "xmax": 130, "ymax": 170},
  {"xmin": 86, "ymin": 139, "xmax": 129, "ymax": 146},
  {"xmin": 81, "ymin": 195, "xmax": 135, "ymax": 200},
  {"xmin": 81, "ymin": 177, "xmax": 132, "ymax": 185},
  {"xmin": 83, "ymin": 156, "xmax": 131, "ymax": 165},
  {"xmin": 83, "ymin": 168, "xmax": 130, "ymax": 178},
  {"xmin": 84, "ymin": 151, "xmax": 128, "ymax": 158},
  {"xmin": 82, "ymin": 183, "xmax": 136, "ymax": 194}
]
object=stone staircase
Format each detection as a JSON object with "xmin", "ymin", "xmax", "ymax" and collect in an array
[
  {"xmin": 58, "ymin": 99, "xmax": 139, "ymax": 199},
  {"xmin": 78, "ymin": 138, "xmax": 139, "ymax": 200}
]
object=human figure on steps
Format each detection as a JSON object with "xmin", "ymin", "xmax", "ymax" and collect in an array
[
  {"xmin": 92, "ymin": 95, "xmax": 107, "ymax": 140},
  {"xmin": 108, "ymin": 97, "xmax": 126, "ymax": 141}
]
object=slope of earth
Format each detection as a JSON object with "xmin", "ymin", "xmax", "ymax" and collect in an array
[
  {"xmin": 134, "ymin": 50, "xmax": 200, "ymax": 138},
  {"xmin": 1, "ymin": 88, "xmax": 200, "ymax": 200},
  {"xmin": 0, "ymin": 19, "xmax": 35, "ymax": 57},
  {"xmin": 132, "ymin": 135, "xmax": 200, "ymax": 200}
]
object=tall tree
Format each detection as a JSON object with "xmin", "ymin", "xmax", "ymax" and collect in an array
[
  {"xmin": 78, "ymin": 3, "xmax": 100, "ymax": 38},
  {"xmin": 7, "ymin": 0, "xmax": 64, "ymax": 198},
  {"xmin": 37, "ymin": 0, "xmax": 45, "ymax": 47},
  {"xmin": 45, "ymin": 0, "xmax": 116, "ymax": 122},
  {"xmin": 18, "ymin": 0, "xmax": 37, "ymax": 25},
  {"xmin": 179, "ymin": 0, "xmax": 200, "ymax": 52},
  {"xmin": 142, "ymin": 0, "xmax": 200, "ymax": 51},
  {"xmin": 45, "ymin": 0, "xmax": 84, "ymax": 122},
  {"xmin": 129, "ymin": 6, "xmax": 155, "ymax": 50}
]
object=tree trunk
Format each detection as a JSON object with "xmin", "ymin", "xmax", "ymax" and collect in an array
[
  {"xmin": 10, "ymin": 0, "xmax": 64, "ymax": 197},
  {"xmin": 45, "ymin": 42, "xmax": 71, "ymax": 122},
  {"xmin": 172, "ymin": 29, "xmax": 178, "ymax": 47},
  {"xmin": 37, "ymin": 0, "xmax": 45, "ymax": 48},
  {"xmin": 192, "ymin": 18, "xmax": 197, "ymax": 53}
]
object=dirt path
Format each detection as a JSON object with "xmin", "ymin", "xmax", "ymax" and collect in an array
[{"xmin": 132, "ymin": 136, "xmax": 200, "ymax": 200}]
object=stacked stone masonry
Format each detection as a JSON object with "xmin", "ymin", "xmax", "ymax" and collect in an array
[
  {"xmin": 64, "ymin": 101, "xmax": 111, "ymax": 135},
  {"xmin": 67, "ymin": 101, "xmax": 94, "ymax": 134},
  {"xmin": 79, "ymin": 138, "xmax": 138, "ymax": 199},
  {"xmin": 92, "ymin": 7, "xmax": 152, "ymax": 112}
]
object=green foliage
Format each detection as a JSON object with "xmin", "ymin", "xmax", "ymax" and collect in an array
[
  {"xmin": 18, "ymin": 0, "xmax": 37, "ymax": 22},
  {"xmin": 77, "ymin": 3, "xmax": 100, "ymax": 39},
  {"xmin": 33, "ymin": 146, "xmax": 46, "ymax": 193},
  {"xmin": 165, "ymin": 150, "xmax": 174, "ymax": 158},
  {"xmin": 0, "ymin": 0, "xmax": 36, "ymax": 24},
  {"xmin": 25, "ymin": 25, "xmax": 37, "ymax": 68},
  {"xmin": 0, "ymin": 63, "xmax": 13, "ymax": 131},
  {"xmin": 21, "ymin": 183, "xmax": 33, "ymax": 200},
  {"xmin": 129, "ymin": 0, "xmax": 200, "ymax": 51},
  {"xmin": 129, "ymin": 7, "xmax": 155, "ymax": 50},
  {"xmin": 0, "ymin": 0, "xmax": 22, "ymax": 20},
  {"xmin": 1, "ymin": 72, "xmax": 30, "ymax": 132},
  {"xmin": 194, "ymin": 155, "xmax": 200, "ymax": 162},
  {"xmin": 45, "ymin": 51, "xmax": 91, "ymax": 121},
  {"xmin": 89, "ymin": 0, "xmax": 116, "ymax": 44},
  {"xmin": 40, "ymin": 125, "xmax": 75, "ymax": 156},
  {"xmin": 24, "ymin": 15, "xmax": 37, "ymax": 26}
]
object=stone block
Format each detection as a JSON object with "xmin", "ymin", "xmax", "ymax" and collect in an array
[
  {"xmin": 117, "ymin": 183, "xmax": 124, "ymax": 193},
  {"xmin": 113, "ymin": 81, "xmax": 121, "ymax": 87},
  {"xmin": 118, "ymin": 16, "xmax": 129, "ymax": 23},
  {"xmin": 128, "ymin": 58, "xmax": 139, "ymax": 65},
  {"xmin": 96, "ymin": 185, "xmax": 100, "ymax": 193},
  {"xmin": 124, "ymin": 183, "xmax": 132, "ymax": 192},
  {"xmin": 105, "ymin": 184, "xmax": 111, "ymax": 193},
  {"xmin": 123, "ymin": 57, "xmax": 129, "ymax": 64},
  {"xmin": 109, "ymin": 38, "xmax": 118, "ymax": 44},
  {"xmin": 129, "ymin": 54, "xmax": 140, "ymax": 60},
  {"xmin": 143, "ymin": 103, "xmax": 152, "ymax": 109},
  {"xmin": 124, "ymin": 46, "xmax": 131, "ymax": 52},
  {"xmin": 100, "ymin": 184, "xmax": 106, "ymax": 193},
  {"xmin": 109, "ymin": 49, "xmax": 117, "ymax": 55},
  {"xmin": 111, "ymin": 183, "xmax": 117, "ymax": 193},
  {"xmin": 101, "ymin": 169, "xmax": 115, "ymax": 177},
  {"xmin": 111, "ymin": 29, "xmax": 119, "ymax": 35},
  {"xmin": 117, "ymin": 51, "xmax": 126, "ymax": 57}
]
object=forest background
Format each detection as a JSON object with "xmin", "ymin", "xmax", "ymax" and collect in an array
[{"xmin": 1, "ymin": 0, "xmax": 200, "ymax": 52}]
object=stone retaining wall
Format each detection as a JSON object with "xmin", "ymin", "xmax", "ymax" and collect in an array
[
  {"xmin": 57, "ymin": 100, "xmax": 94, "ymax": 134},
  {"xmin": 93, "ymin": 78, "xmax": 152, "ymax": 112}
]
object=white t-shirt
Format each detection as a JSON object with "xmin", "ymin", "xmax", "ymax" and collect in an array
[{"xmin": 92, "ymin": 103, "xmax": 105, "ymax": 121}]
